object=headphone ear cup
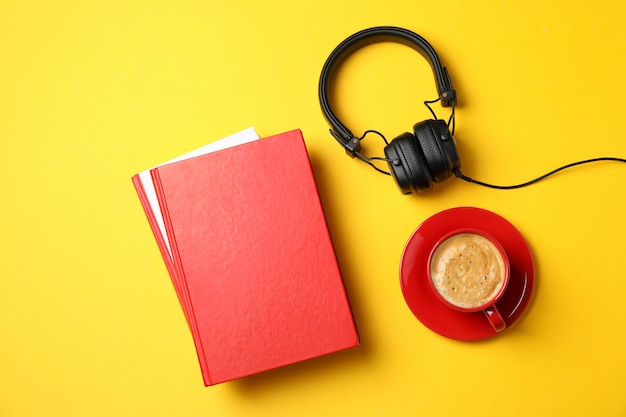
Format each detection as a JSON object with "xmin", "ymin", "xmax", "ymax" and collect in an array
[
  {"xmin": 413, "ymin": 119, "xmax": 461, "ymax": 182},
  {"xmin": 384, "ymin": 132, "xmax": 434, "ymax": 195}
]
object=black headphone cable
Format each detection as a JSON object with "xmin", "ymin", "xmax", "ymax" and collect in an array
[{"xmin": 454, "ymin": 157, "xmax": 626, "ymax": 190}]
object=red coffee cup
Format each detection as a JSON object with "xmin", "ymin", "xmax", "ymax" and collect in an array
[{"xmin": 427, "ymin": 229, "xmax": 510, "ymax": 332}]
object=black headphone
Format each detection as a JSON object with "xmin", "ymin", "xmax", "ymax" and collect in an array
[
  {"xmin": 319, "ymin": 26, "xmax": 626, "ymax": 194},
  {"xmin": 319, "ymin": 26, "xmax": 461, "ymax": 195}
]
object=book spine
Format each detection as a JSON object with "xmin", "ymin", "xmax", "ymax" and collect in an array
[{"xmin": 131, "ymin": 175, "xmax": 186, "ymax": 314}]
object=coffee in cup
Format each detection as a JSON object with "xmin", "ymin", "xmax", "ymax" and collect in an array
[{"xmin": 428, "ymin": 230, "xmax": 510, "ymax": 332}]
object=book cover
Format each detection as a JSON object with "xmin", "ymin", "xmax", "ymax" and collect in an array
[{"xmin": 134, "ymin": 129, "xmax": 359, "ymax": 385}]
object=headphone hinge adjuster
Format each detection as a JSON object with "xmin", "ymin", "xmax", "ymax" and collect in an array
[
  {"xmin": 440, "ymin": 89, "xmax": 456, "ymax": 107},
  {"xmin": 330, "ymin": 129, "xmax": 362, "ymax": 158}
]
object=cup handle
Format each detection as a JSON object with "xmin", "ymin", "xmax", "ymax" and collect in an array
[{"xmin": 483, "ymin": 304, "xmax": 506, "ymax": 332}]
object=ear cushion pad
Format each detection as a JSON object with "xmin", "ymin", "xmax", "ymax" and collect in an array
[
  {"xmin": 414, "ymin": 119, "xmax": 451, "ymax": 182},
  {"xmin": 384, "ymin": 132, "xmax": 433, "ymax": 194}
]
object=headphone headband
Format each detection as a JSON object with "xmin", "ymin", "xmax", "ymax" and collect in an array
[{"xmin": 318, "ymin": 26, "xmax": 456, "ymax": 154}]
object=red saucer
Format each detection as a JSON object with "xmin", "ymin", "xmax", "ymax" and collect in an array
[{"xmin": 400, "ymin": 207, "xmax": 535, "ymax": 341}]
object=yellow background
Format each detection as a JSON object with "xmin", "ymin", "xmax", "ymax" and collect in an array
[{"xmin": 1, "ymin": 0, "xmax": 625, "ymax": 416}]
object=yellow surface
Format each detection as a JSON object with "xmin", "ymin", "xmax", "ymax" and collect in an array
[{"xmin": 1, "ymin": 1, "xmax": 625, "ymax": 416}]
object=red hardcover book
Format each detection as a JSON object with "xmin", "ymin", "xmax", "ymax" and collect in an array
[{"xmin": 133, "ymin": 129, "xmax": 359, "ymax": 385}]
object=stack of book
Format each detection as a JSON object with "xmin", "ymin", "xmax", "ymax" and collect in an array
[{"xmin": 132, "ymin": 128, "xmax": 359, "ymax": 385}]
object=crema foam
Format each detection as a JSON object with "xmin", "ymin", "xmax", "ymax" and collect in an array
[{"xmin": 430, "ymin": 233, "xmax": 506, "ymax": 309}]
